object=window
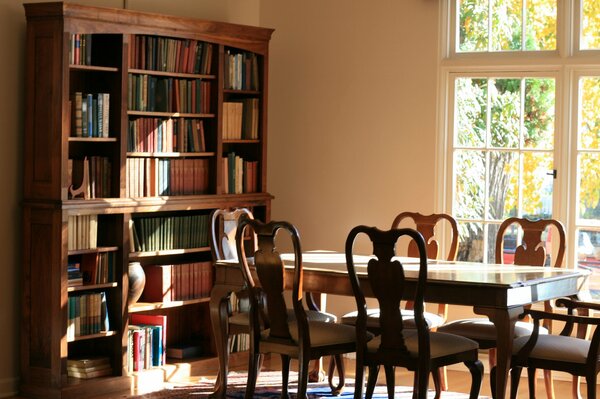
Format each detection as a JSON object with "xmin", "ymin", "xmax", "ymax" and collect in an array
[
  {"xmin": 458, "ymin": 0, "xmax": 557, "ymax": 52},
  {"xmin": 453, "ymin": 76, "xmax": 555, "ymax": 262},
  {"xmin": 441, "ymin": 0, "xmax": 600, "ymax": 295}
]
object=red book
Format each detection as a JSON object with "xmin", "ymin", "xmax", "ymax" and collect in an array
[
  {"xmin": 131, "ymin": 328, "xmax": 145, "ymax": 371},
  {"xmin": 141, "ymin": 265, "xmax": 173, "ymax": 302}
]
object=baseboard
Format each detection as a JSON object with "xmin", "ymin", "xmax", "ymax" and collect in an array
[{"xmin": 0, "ymin": 377, "xmax": 19, "ymax": 398}]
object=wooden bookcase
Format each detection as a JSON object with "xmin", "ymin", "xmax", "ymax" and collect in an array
[{"xmin": 21, "ymin": 3, "xmax": 273, "ymax": 398}]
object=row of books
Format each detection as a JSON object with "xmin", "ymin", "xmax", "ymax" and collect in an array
[
  {"xmin": 71, "ymin": 92, "xmax": 110, "ymax": 138},
  {"xmin": 69, "ymin": 156, "xmax": 112, "ymax": 199},
  {"xmin": 128, "ymin": 118, "xmax": 206, "ymax": 153},
  {"xmin": 129, "ymin": 214, "xmax": 210, "ymax": 252},
  {"xmin": 224, "ymin": 50, "xmax": 259, "ymax": 91},
  {"xmin": 223, "ymin": 153, "xmax": 259, "ymax": 194},
  {"xmin": 228, "ymin": 292, "xmax": 249, "ymax": 353},
  {"xmin": 126, "ymin": 157, "xmax": 210, "ymax": 197},
  {"xmin": 69, "ymin": 34, "xmax": 92, "ymax": 66},
  {"xmin": 67, "ymin": 356, "xmax": 112, "ymax": 379},
  {"xmin": 130, "ymin": 35, "xmax": 213, "ymax": 75},
  {"xmin": 67, "ymin": 292, "xmax": 109, "ymax": 341},
  {"xmin": 68, "ymin": 252, "xmax": 116, "ymax": 287},
  {"xmin": 128, "ymin": 74, "xmax": 211, "ymax": 114},
  {"xmin": 142, "ymin": 261, "xmax": 213, "ymax": 302},
  {"xmin": 127, "ymin": 314, "xmax": 167, "ymax": 372},
  {"xmin": 222, "ymin": 98, "xmax": 259, "ymax": 140},
  {"xmin": 67, "ymin": 215, "xmax": 98, "ymax": 251}
]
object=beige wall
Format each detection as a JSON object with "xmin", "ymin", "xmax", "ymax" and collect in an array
[
  {"xmin": 0, "ymin": 0, "xmax": 441, "ymax": 396},
  {"xmin": 260, "ymin": 0, "xmax": 440, "ymax": 317}
]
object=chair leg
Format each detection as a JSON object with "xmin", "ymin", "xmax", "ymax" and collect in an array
[
  {"xmin": 366, "ymin": 365, "xmax": 379, "ymax": 399},
  {"xmin": 510, "ymin": 366, "xmax": 522, "ymax": 399},
  {"xmin": 309, "ymin": 357, "xmax": 324, "ymax": 382},
  {"xmin": 281, "ymin": 354, "xmax": 291, "ymax": 399},
  {"xmin": 432, "ymin": 368, "xmax": 442, "ymax": 399},
  {"xmin": 384, "ymin": 366, "xmax": 395, "ymax": 399},
  {"xmin": 297, "ymin": 352, "xmax": 310, "ymax": 399},
  {"xmin": 527, "ymin": 367, "xmax": 538, "ymax": 399},
  {"xmin": 415, "ymin": 366, "xmax": 430, "ymax": 399},
  {"xmin": 464, "ymin": 360, "xmax": 483, "ymax": 399},
  {"xmin": 585, "ymin": 373, "xmax": 596, "ymax": 399},
  {"xmin": 244, "ymin": 350, "xmax": 260, "ymax": 399},
  {"xmin": 327, "ymin": 354, "xmax": 345, "ymax": 395},
  {"xmin": 490, "ymin": 366, "xmax": 496, "ymax": 399},
  {"xmin": 543, "ymin": 369, "xmax": 554, "ymax": 399},
  {"xmin": 353, "ymin": 363, "xmax": 365, "ymax": 399},
  {"xmin": 572, "ymin": 376, "xmax": 582, "ymax": 399}
]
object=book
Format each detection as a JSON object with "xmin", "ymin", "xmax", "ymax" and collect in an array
[
  {"xmin": 130, "ymin": 314, "xmax": 167, "ymax": 366},
  {"xmin": 141, "ymin": 264, "xmax": 173, "ymax": 302},
  {"xmin": 68, "ymin": 367, "xmax": 112, "ymax": 379},
  {"xmin": 166, "ymin": 343, "xmax": 203, "ymax": 359},
  {"xmin": 67, "ymin": 356, "xmax": 110, "ymax": 368}
]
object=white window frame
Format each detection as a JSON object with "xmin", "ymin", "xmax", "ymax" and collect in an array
[{"xmin": 436, "ymin": 0, "xmax": 600, "ymax": 269}]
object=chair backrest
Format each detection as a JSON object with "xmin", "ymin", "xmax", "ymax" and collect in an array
[
  {"xmin": 236, "ymin": 218, "xmax": 306, "ymax": 344},
  {"xmin": 209, "ymin": 208, "xmax": 254, "ymax": 261},
  {"xmin": 495, "ymin": 217, "xmax": 566, "ymax": 267},
  {"xmin": 391, "ymin": 212, "xmax": 459, "ymax": 261},
  {"xmin": 346, "ymin": 226, "xmax": 429, "ymax": 360}
]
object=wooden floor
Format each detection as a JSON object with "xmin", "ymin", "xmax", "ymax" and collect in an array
[{"xmin": 11, "ymin": 356, "xmax": 598, "ymax": 398}]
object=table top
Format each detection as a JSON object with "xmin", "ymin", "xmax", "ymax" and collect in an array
[
  {"xmin": 215, "ymin": 250, "xmax": 590, "ymax": 308},
  {"xmin": 280, "ymin": 250, "xmax": 587, "ymax": 288}
]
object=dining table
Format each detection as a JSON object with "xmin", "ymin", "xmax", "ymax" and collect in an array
[{"xmin": 209, "ymin": 250, "xmax": 590, "ymax": 399}]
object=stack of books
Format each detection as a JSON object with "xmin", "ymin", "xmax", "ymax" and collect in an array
[{"xmin": 67, "ymin": 356, "xmax": 112, "ymax": 379}]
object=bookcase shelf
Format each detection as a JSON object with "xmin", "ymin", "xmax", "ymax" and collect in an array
[
  {"xmin": 127, "ymin": 110, "xmax": 215, "ymax": 118},
  {"xmin": 129, "ymin": 68, "xmax": 216, "ymax": 80},
  {"xmin": 68, "ymin": 137, "xmax": 118, "ymax": 143},
  {"xmin": 70, "ymin": 64, "xmax": 120, "ymax": 73},
  {"xmin": 68, "ymin": 282, "xmax": 119, "ymax": 293},
  {"xmin": 22, "ymin": 3, "xmax": 273, "ymax": 398},
  {"xmin": 129, "ymin": 297, "xmax": 210, "ymax": 313},
  {"xmin": 127, "ymin": 151, "xmax": 217, "ymax": 158},
  {"xmin": 68, "ymin": 330, "xmax": 118, "ymax": 343}
]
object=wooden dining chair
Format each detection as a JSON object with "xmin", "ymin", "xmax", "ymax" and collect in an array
[
  {"xmin": 340, "ymin": 212, "xmax": 459, "ymax": 395},
  {"xmin": 505, "ymin": 297, "xmax": 600, "ymax": 399},
  {"xmin": 209, "ymin": 208, "xmax": 342, "ymax": 394},
  {"xmin": 438, "ymin": 217, "xmax": 566, "ymax": 399},
  {"xmin": 346, "ymin": 225, "xmax": 483, "ymax": 399},
  {"xmin": 236, "ymin": 219, "xmax": 358, "ymax": 399}
]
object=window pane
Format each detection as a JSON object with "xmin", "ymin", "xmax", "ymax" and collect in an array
[
  {"xmin": 524, "ymin": 78, "xmax": 555, "ymax": 149},
  {"xmin": 578, "ymin": 152, "xmax": 600, "ymax": 221},
  {"xmin": 457, "ymin": 222, "xmax": 484, "ymax": 262},
  {"xmin": 491, "ymin": 0, "xmax": 521, "ymax": 51},
  {"xmin": 454, "ymin": 150, "xmax": 485, "ymax": 219},
  {"xmin": 456, "ymin": 78, "xmax": 487, "ymax": 147},
  {"xmin": 525, "ymin": 0, "xmax": 557, "ymax": 50},
  {"xmin": 577, "ymin": 229, "xmax": 600, "ymax": 297},
  {"xmin": 488, "ymin": 151, "xmax": 518, "ymax": 220},
  {"xmin": 582, "ymin": 0, "xmax": 600, "ymax": 50},
  {"xmin": 579, "ymin": 77, "xmax": 600, "ymax": 151},
  {"xmin": 459, "ymin": 0, "xmax": 489, "ymax": 52},
  {"xmin": 522, "ymin": 152, "xmax": 554, "ymax": 218},
  {"xmin": 489, "ymin": 79, "xmax": 520, "ymax": 148}
]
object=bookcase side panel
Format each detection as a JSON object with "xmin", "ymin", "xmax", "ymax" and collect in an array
[
  {"xmin": 21, "ymin": 207, "xmax": 66, "ymax": 388},
  {"xmin": 24, "ymin": 18, "xmax": 67, "ymax": 201}
]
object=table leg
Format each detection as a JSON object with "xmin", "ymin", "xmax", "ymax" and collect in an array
[
  {"xmin": 474, "ymin": 306, "xmax": 523, "ymax": 399},
  {"xmin": 209, "ymin": 284, "xmax": 232, "ymax": 399}
]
